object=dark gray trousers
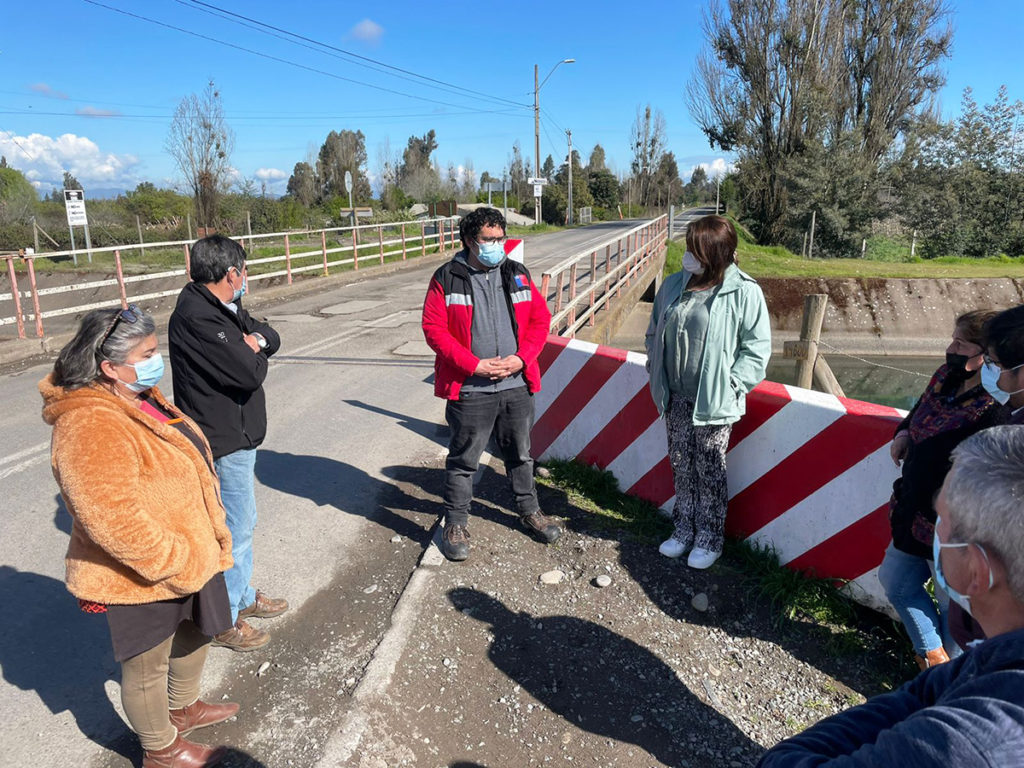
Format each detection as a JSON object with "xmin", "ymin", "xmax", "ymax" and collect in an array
[{"xmin": 443, "ymin": 386, "xmax": 539, "ymax": 527}]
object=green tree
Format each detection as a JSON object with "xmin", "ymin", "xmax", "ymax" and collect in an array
[
  {"xmin": 630, "ymin": 105, "xmax": 667, "ymax": 207},
  {"xmin": 285, "ymin": 161, "xmax": 318, "ymax": 207},
  {"xmin": 0, "ymin": 165, "xmax": 37, "ymax": 224},
  {"xmin": 587, "ymin": 144, "xmax": 607, "ymax": 173},
  {"xmin": 398, "ymin": 130, "xmax": 442, "ymax": 201},
  {"xmin": 588, "ymin": 168, "xmax": 620, "ymax": 208},
  {"xmin": 120, "ymin": 182, "xmax": 190, "ymax": 224},
  {"xmin": 689, "ymin": 0, "xmax": 951, "ymax": 249},
  {"xmin": 63, "ymin": 171, "xmax": 82, "ymax": 190},
  {"xmin": 316, "ymin": 130, "xmax": 371, "ymax": 202},
  {"xmin": 541, "ymin": 154, "xmax": 555, "ymax": 180}
]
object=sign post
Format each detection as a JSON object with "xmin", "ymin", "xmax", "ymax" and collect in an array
[
  {"xmin": 63, "ymin": 189, "xmax": 92, "ymax": 265},
  {"xmin": 344, "ymin": 171, "xmax": 355, "ymax": 228},
  {"xmin": 528, "ymin": 178, "xmax": 548, "ymax": 219}
]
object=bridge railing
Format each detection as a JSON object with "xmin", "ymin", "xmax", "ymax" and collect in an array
[
  {"xmin": 0, "ymin": 217, "xmax": 459, "ymax": 339},
  {"xmin": 540, "ymin": 215, "xmax": 667, "ymax": 337}
]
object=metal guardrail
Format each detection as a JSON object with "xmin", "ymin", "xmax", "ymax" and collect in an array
[
  {"xmin": 0, "ymin": 217, "xmax": 458, "ymax": 339},
  {"xmin": 541, "ymin": 215, "xmax": 668, "ymax": 337}
]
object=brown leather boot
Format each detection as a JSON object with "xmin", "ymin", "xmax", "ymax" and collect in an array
[
  {"xmin": 521, "ymin": 511, "xmax": 564, "ymax": 544},
  {"xmin": 915, "ymin": 647, "xmax": 951, "ymax": 671},
  {"xmin": 211, "ymin": 618, "xmax": 270, "ymax": 652},
  {"xmin": 169, "ymin": 699, "xmax": 240, "ymax": 735},
  {"xmin": 141, "ymin": 734, "xmax": 226, "ymax": 768},
  {"xmin": 238, "ymin": 590, "xmax": 289, "ymax": 619}
]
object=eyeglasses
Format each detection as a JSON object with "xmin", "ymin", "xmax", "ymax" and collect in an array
[
  {"xmin": 99, "ymin": 304, "xmax": 141, "ymax": 351},
  {"xmin": 476, "ymin": 236, "xmax": 507, "ymax": 245}
]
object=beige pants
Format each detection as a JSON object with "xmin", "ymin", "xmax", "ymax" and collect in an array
[{"xmin": 119, "ymin": 620, "xmax": 209, "ymax": 751}]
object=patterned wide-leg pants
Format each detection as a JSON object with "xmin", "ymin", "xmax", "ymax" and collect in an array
[{"xmin": 666, "ymin": 395, "xmax": 732, "ymax": 553}]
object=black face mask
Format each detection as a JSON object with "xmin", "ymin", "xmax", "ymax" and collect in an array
[{"xmin": 945, "ymin": 352, "xmax": 973, "ymax": 385}]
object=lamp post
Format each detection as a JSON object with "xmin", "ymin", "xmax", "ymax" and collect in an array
[{"xmin": 534, "ymin": 58, "xmax": 575, "ymax": 225}]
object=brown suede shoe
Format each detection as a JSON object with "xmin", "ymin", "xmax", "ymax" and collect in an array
[
  {"xmin": 521, "ymin": 511, "xmax": 564, "ymax": 544},
  {"xmin": 915, "ymin": 647, "xmax": 951, "ymax": 670},
  {"xmin": 238, "ymin": 590, "xmax": 289, "ymax": 620},
  {"xmin": 169, "ymin": 699, "xmax": 240, "ymax": 735},
  {"xmin": 211, "ymin": 618, "xmax": 270, "ymax": 652},
  {"xmin": 142, "ymin": 734, "xmax": 226, "ymax": 768}
]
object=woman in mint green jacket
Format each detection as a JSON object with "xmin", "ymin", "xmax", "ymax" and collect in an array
[{"xmin": 645, "ymin": 215, "xmax": 771, "ymax": 568}]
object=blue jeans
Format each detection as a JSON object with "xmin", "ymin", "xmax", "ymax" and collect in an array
[
  {"xmin": 878, "ymin": 541, "xmax": 959, "ymax": 657},
  {"xmin": 214, "ymin": 448, "xmax": 258, "ymax": 623}
]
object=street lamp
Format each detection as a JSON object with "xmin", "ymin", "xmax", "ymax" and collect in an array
[{"xmin": 534, "ymin": 58, "xmax": 575, "ymax": 225}]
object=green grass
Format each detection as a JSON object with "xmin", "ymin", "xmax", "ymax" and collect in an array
[
  {"xmin": 669, "ymin": 218, "xmax": 1024, "ymax": 279},
  {"xmin": 507, "ymin": 222, "xmax": 566, "ymax": 236}
]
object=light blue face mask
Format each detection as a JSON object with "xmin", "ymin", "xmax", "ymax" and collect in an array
[
  {"xmin": 981, "ymin": 360, "xmax": 1024, "ymax": 405},
  {"xmin": 476, "ymin": 241, "xmax": 505, "ymax": 268},
  {"xmin": 122, "ymin": 352, "xmax": 165, "ymax": 393},
  {"xmin": 231, "ymin": 268, "xmax": 248, "ymax": 303},
  {"xmin": 933, "ymin": 514, "xmax": 993, "ymax": 617}
]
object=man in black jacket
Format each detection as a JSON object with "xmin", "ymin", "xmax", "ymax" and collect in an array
[{"xmin": 169, "ymin": 235, "xmax": 288, "ymax": 652}]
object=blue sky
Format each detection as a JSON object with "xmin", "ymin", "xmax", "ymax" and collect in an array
[{"xmin": 2, "ymin": 0, "xmax": 1022, "ymax": 198}]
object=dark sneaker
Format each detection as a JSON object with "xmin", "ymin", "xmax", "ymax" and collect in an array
[
  {"xmin": 211, "ymin": 618, "xmax": 270, "ymax": 652},
  {"xmin": 441, "ymin": 524, "xmax": 471, "ymax": 561},
  {"xmin": 238, "ymin": 590, "xmax": 289, "ymax": 620},
  {"xmin": 521, "ymin": 511, "xmax": 564, "ymax": 544}
]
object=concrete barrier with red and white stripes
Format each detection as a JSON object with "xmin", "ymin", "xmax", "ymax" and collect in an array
[{"xmin": 532, "ymin": 335, "xmax": 905, "ymax": 612}]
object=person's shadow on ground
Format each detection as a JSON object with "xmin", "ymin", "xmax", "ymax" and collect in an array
[
  {"xmin": 448, "ymin": 587, "xmax": 763, "ymax": 767},
  {"xmin": 0, "ymin": 564, "xmax": 135, "ymax": 761}
]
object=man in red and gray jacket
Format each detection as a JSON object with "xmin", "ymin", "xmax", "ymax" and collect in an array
[{"xmin": 422, "ymin": 207, "xmax": 563, "ymax": 561}]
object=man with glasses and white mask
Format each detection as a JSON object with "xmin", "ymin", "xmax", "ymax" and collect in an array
[
  {"xmin": 983, "ymin": 305, "xmax": 1024, "ymax": 423},
  {"xmin": 422, "ymin": 207, "xmax": 562, "ymax": 561},
  {"xmin": 758, "ymin": 425, "xmax": 1024, "ymax": 766},
  {"xmin": 169, "ymin": 234, "xmax": 288, "ymax": 652}
]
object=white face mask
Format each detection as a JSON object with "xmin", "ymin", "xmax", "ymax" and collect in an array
[{"xmin": 682, "ymin": 251, "xmax": 704, "ymax": 275}]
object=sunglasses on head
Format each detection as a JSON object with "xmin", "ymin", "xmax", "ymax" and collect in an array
[{"xmin": 99, "ymin": 304, "xmax": 141, "ymax": 351}]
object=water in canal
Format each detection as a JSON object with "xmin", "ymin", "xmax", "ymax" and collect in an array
[{"xmin": 766, "ymin": 354, "xmax": 940, "ymax": 411}]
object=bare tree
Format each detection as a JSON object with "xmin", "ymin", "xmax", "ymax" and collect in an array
[
  {"xmin": 629, "ymin": 105, "xmax": 667, "ymax": 208},
  {"xmin": 166, "ymin": 80, "xmax": 235, "ymax": 230}
]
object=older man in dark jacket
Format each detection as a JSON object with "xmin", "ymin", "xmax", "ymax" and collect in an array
[
  {"xmin": 759, "ymin": 425, "xmax": 1024, "ymax": 767},
  {"xmin": 169, "ymin": 234, "xmax": 288, "ymax": 652}
]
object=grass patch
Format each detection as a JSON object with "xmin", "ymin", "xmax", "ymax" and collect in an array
[
  {"xmin": 664, "ymin": 239, "xmax": 683, "ymax": 277},
  {"xmin": 537, "ymin": 459, "xmax": 671, "ymax": 542},
  {"xmin": 507, "ymin": 223, "xmax": 566, "ymax": 236}
]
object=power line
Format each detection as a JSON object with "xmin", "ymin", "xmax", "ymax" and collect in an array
[
  {"xmin": 0, "ymin": 107, "xmax": 522, "ymax": 122},
  {"xmin": 177, "ymin": 0, "xmax": 530, "ymax": 110},
  {"xmin": 81, "ymin": 0, "xmax": 520, "ymax": 115},
  {"xmin": 0, "ymin": 126, "xmax": 37, "ymax": 161}
]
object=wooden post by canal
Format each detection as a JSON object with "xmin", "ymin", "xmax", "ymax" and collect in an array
[{"xmin": 796, "ymin": 294, "xmax": 828, "ymax": 389}]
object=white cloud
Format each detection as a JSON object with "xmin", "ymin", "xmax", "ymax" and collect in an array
[
  {"xmin": 254, "ymin": 167, "xmax": 287, "ymax": 181},
  {"xmin": 348, "ymin": 19, "xmax": 383, "ymax": 45},
  {"xmin": 75, "ymin": 106, "xmax": 121, "ymax": 118},
  {"xmin": 30, "ymin": 82, "xmax": 69, "ymax": 99},
  {"xmin": 687, "ymin": 158, "xmax": 735, "ymax": 181},
  {"xmin": 0, "ymin": 132, "xmax": 141, "ymax": 192}
]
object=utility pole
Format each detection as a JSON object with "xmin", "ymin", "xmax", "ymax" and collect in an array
[
  {"xmin": 566, "ymin": 130, "xmax": 573, "ymax": 226},
  {"xmin": 534, "ymin": 64, "xmax": 541, "ymax": 226},
  {"xmin": 808, "ymin": 210, "xmax": 817, "ymax": 259},
  {"xmin": 533, "ymin": 58, "xmax": 575, "ymax": 226},
  {"xmin": 715, "ymin": 174, "xmax": 721, "ymax": 214}
]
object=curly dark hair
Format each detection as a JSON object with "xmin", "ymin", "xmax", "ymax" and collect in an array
[
  {"xmin": 458, "ymin": 207, "xmax": 506, "ymax": 249},
  {"xmin": 985, "ymin": 305, "xmax": 1024, "ymax": 369}
]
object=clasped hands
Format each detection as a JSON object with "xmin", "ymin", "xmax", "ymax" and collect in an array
[{"xmin": 474, "ymin": 355, "xmax": 524, "ymax": 380}]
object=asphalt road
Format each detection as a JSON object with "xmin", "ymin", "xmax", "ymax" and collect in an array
[{"xmin": 0, "ymin": 220, "xmax": 651, "ymax": 767}]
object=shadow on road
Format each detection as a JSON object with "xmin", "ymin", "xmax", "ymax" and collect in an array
[
  {"xmin": 0, "ymin": 564, "xmax": 135, "ymax": 761},
  {"xmin": 342, "ymin": 398, "xmax": 448, "ymax": 447},
  {"xmin": 448, "ymin": 587, "xmax": 761, "ymax": 766}
]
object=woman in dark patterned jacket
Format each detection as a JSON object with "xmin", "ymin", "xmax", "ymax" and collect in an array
[{"xmin": 880, "ymin": 310, "xmax": 1005, "ymax": 671}]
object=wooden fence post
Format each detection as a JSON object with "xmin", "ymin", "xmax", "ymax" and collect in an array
[
  {"xmin": 5, "ymin": 256, "xmax": 26, "ymax": 339},
  {"xmin": 284, "ymin": 233, "xmax": 292, "ymax": 284},
  {"xmin": 113, "ymin": 250, "xmax": 128, "ymax": 308},
  {"xmin": 796, "ymin": 294, "xmax": 828, "ymax": 389}
]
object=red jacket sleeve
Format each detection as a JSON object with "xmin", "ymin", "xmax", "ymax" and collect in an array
[{"xmin": 422, "ymin": 277, "xmax": 479, "ymax": 376}]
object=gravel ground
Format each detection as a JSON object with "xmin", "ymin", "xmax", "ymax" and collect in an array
[{"xmin": 352, "ymin": 460, "xmax": 911, "ymax": 768}]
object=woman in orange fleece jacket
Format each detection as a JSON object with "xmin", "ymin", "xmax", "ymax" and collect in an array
[{"xmin": 41, "ymin": 305, "xmax": 237, "ymax": 768}]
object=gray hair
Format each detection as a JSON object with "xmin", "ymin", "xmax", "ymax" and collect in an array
[
  {"xmin": 946, "ymin": 426, "xmax": 1024, "ymax": 602},
  {"xmin": 52, "ymin": 306, "xmax": 156, "ymax": 389}
]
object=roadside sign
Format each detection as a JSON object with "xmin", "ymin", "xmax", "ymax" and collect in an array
[
  {"xmin": 344, "ymin": 170, "xmax": 353, "ymax": 194},
  {"xmin": 483, "ymin": 181, "xmax": 505, "ymax": 192},
  {"xmin": 528, "ymin": 177, "xmax": 549, "ymax": 185},
  {"xmin": 533, "ymin": 184, "xmax": 544, "ymax": 197},
  {"xmin": 63, "ymin": 189, "xmax": 88, "ymax": 227}
]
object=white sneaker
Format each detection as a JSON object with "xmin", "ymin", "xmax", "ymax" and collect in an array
[
  {"xmin": 659, "ymin": 537, "xmax": 688, "ymax": 558},
  {"xmin": 687, "ymin": 547, "xmax": 721, "ymax": 569}
]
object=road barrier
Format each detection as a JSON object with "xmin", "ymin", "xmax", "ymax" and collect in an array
[
  {"xmin": 541, "ymin": 215, "xmax": 667, "ymax": 337},
  {"xmin": 532, "ymin": 335, "xmax": 904, "ymax": 613},
  {"xmin": 0, "ymin": 217, "xmax": 459, "ymax": 338}
]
